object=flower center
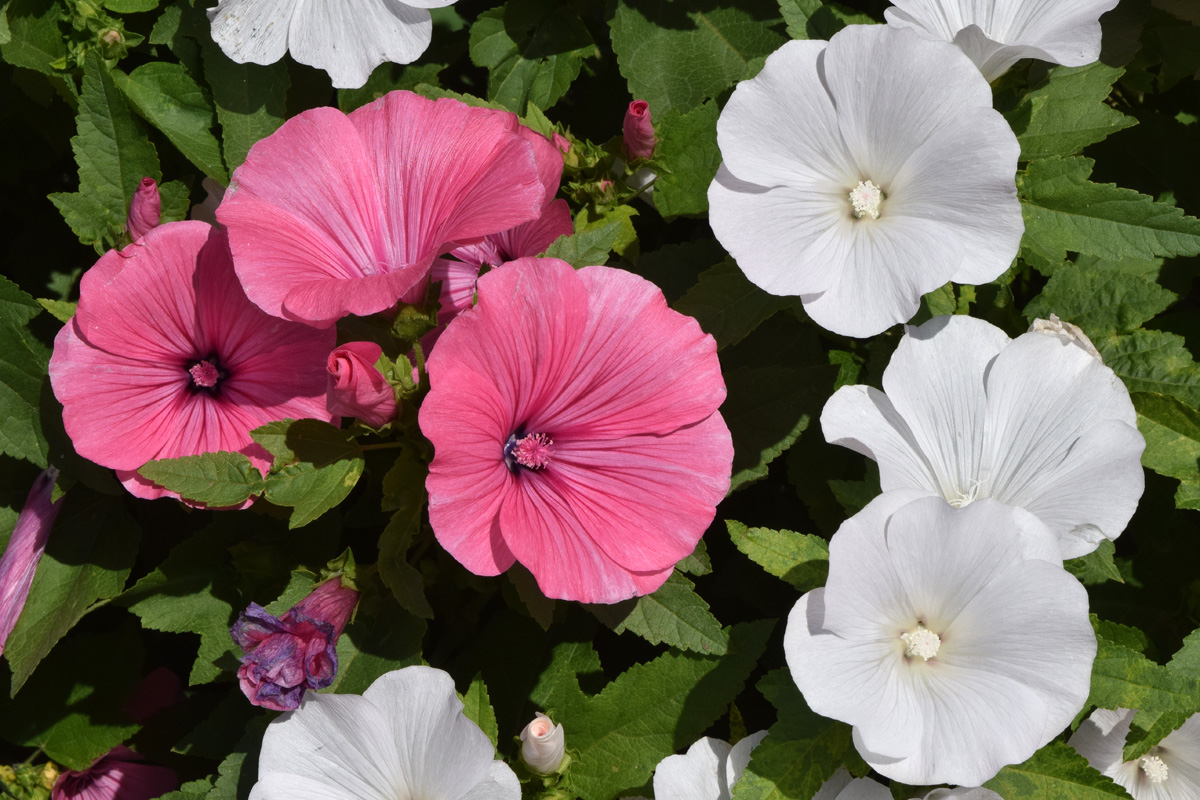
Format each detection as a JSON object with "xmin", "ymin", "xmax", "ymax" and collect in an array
[
  {"xmin": 1140, "ymin": 754, "xmax": 1168, "ymax": 784},
  {"xmin": 504, "ymin": 432, "xmax": 553, "ymax": 472},
  {"xmin": 849, "ymin": 180, "xmax": 883, "ymax": 220},
  {"xmin": 901, "ymin": 624, "xmax": 941, "ymax": 661},
  {"xmin": 189, "ymin": 359, "xmax": 221, "ymax": 389},
  {"xmin": 948, "ymin": 479, "xmax": 983, "ymax": 508}
]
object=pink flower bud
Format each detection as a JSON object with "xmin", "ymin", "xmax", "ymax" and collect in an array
[
  {"xmin": 126, "ymin": 178, "xmax": 161, "ymax": 241},
  {"xmin": 326, "ymin": 341, "xmax": 397, "ymax": 428},
  {"xmin": 552, "ymin": 131, "xmax": 571, "ymax": 155},
  {"xmin": 623, "ymin": 100, "xmax": 656, "ymax": 160},
  {"xmin": 122, "ymin": 667, "xmax": 185, "ymax": 724},
  {"xmin": 520, "ymin": 712, "xmax": 565, "ymax": 775},
  {"xmin": 52, "ymin": 747, "xmax": 177, "ymax": 800},
  {"xmin": 230, "ymin": 577, "xmax": 360, "ymax": 711},
  {"xmin": 0, "ymin": 468, "xmax": 63, "ymax": 656}
]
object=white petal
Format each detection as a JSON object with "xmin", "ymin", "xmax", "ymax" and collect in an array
[
  {"xmin": 1069, "ymin": 708, "xmax": 1146, "ymax": 796},
  {"xmin": 923, "ymin": 788, "xmax": 1004, "ymax": 800},
  {"xmin": 1162, "ymin": 714, "xmax": 1200, "ymax": 798},
  {"xmin": 821, "ymin": 385, "xmax": 941, "ymax": 495},
  {"xmin": 249, "ymin": 772, "xmax": 368, "ymax": 800},
  {"xmin": 812, "ymin": 767, "xmax": 854, "ymax": 800},
  {"xmin": 654, "ymin": 737, "xmax": 731, "ymax": 800},
  {"xmin": 880, "ymin": 316, "xmax": 1011, "ymax": 499},
  {"xmin": 208, "ymin": 0, "xmax": 294, "ymax": 67},
  {"xmin": 460, "ymin": 761, "xmax": 522, "ymax": 800},
  {"xmin": 836, "ymin": 777, "xmax": 893, "ymax": 800},
  {"xmin": 725, "ymin": 730, "xmax": 768, "ymax": 795},
  {"xmin": 288, "ymin": 0, "xmax": 433, "ymax": 89}
]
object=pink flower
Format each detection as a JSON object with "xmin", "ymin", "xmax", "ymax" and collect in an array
[
  {"xmin": 52, "ymin": 747, "xmax": 177, "ymax": 800},
  {"xmin": 48, "ymin": 221, "xmax": 335, "ymax": 502},
  {"xmin": 0, "ymin": 468, "xmax": 63, "ymax": 656},
  {"xmin": 623, "ymin": 100, "xmax": 656, "ymax": 160},
  {"xmin": 230, "ymin": 576, "xmax": 360, "ymax": 711},
  {"xmin": 419, "ymin": 257, "xmax": 732, "ymax": 603},
  {"xmin": 216, "ymin": 90, "xmax": 553, "ymax": 327},
  {"xmin": 122, "ymin": 667, "xmax": 185, "ymax": 724},
  {"xmin": 326, "ymin": 342, "xmax": 397, "ymax": 427},
  {"xmin": 126, "ymin": 177, "xmax": 161, "ymax": 241}
]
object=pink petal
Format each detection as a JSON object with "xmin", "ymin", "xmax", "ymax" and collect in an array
[{"xmin": 0, "ymin": 469, "xmax": 63, "ymax": 655}]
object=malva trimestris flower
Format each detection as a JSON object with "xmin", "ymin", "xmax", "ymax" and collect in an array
[
  {"xmin": 0, "ymin": 467, "xmax": 63, "ymax": 656},
  {"xmin": 1070, "ymin": 708, "xmax": 1200, "ymax": 799},
  {"xmin": 520, "ymin": 712, "xmax": 566, "ymax": 775},
  {"xmin": 419, "ymin": 257, "xmax": 732, "ymax": 603},
  {"xmin": 51, "ymin": 747, "xmax": 177, "ymax": 800},
  {"xmin": 126, "ymin": 177, "xmax": 160, "ymax": 241},
  {"xmin": 326, "ymin": 342, "xmax": 397, "ymax": 428},
  {"xmin": 48, "ymin": 221, "xmax": 334, "ymax": 502}
]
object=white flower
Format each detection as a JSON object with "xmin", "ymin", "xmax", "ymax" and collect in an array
[
  {"xmin": 813, "ymin": 767, "xmax": 892, "ymax": 800},
  {"xmin": 520, "ymin": 712, "xmax": 565, "ymax": 775},
  {"xmin": 249, "ymin": 665, "xmax": 519, "ymax": 800},
  {"xmin": 821, "ymin": 314, "xmax": 1145, "ymax": 559},
  {"xmin": 707, "ymin": 25, "xmax": 1022, "ymax": 338},
  {"xmin": 651, "ymin": 731, "xmax": 767, "ymax": 800},
  {"xmin": 1028, "ymin": 313, "xmax": 1103, "ymax": 362},
  {"xmin": 1070, "ymin": 708, "xmax": 1200, "ymax": 799},
  {"xmin": 207, "ymin": 0, "xmax": 457, "ymax": 90},
  {"xmin": 921, "ymin": 789, "xmax": 1004, "ymax": 800},
  {"xmin": 784, "ymin": 493, "xmax": 1096, "ymax": 786},
  {"xmin": 885, "ymin": 0, "xmax": 1120, "ymax": 82}
]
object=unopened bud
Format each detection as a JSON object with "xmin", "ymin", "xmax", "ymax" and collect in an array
[
  {"xmin": 623, "ymin": 100, "xmax": 656, "ymax": 160},
  {"xmin": 127, "ymin": 177, "xmax": 161, "ymax": 241},
  {"xmin": 520, "ymin": 712, "xmax": 565, "ymax": 775}
]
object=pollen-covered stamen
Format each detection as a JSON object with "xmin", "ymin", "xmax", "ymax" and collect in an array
[
  {"xmin": 189, "ymin": 359, "xmax": 221, "ymax": 388},
  {"xmin": 1140, "ymin": 754, "xmax": 1169, "ymax": 784},
  {"xmin": 849, "ymin": 180, "xmax": 883, "ymax": 220},
  {"xmin": 948, "ymin": 479, "xmax": 983, "ymax": 508},
  {"xmin": 901, "ymin": 624, "xmax": 941, "ymax": 661},
  {"xmin": 504, "ymin": 432, "xmax": 553, "ymax": 472}
]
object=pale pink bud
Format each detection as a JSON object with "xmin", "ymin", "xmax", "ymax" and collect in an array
[
  {"xmin": 52, "ymin": 747, "xmax": 177, "ymax": 800},
  {"xmin": 126, "ymin": 177, "xmax": 161, "ymax": 241},
  {"xmin": 326, "ymin": 341, "xmax": 397, "ymax": 428},
  {"xmin": 0, "ymin": 468, "xmax": 63, "ymax": 656},
  {"xmin": 520, "ymin": 712, "xmax": 565, "ymax": 775},
  {"xmin": 623, "ymin": 100, "xmax": 656, "ymax": 160}
]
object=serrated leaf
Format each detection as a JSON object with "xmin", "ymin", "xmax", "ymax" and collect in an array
[
  {"xmin": 589, "ymin": 571, "xmax": 728, "ymax": 655},
  {"xmin": 651, "ymin": 99, "xmax": 720, "ymax": 218},
  {"xmin": 732, "ymin": 669, "xmax": 864, "ymax": 800},
  {"xmin": 610, "ymin": 0, "xmax": 787, "ymax": 115},
  {"xmin": 207, "ymin": 717, "xmax": 268, "ymax": 800},
  {"xmin": 201, "ymin": 43, "xmax": 288, "ymax": 172},
  {"xmin": 378, "ymin": 511, "xmax": 434, "ymax": 620},
  {"xmin": 1132, "ymin": 392, "xmax": 1200, "ymax": 490},
  {"xmin": 827, "ymin": 463, "xmax": 881, "ymax": 519},
  {"xmin": 544, "ymin": 209, "xmax": 634, "ymax": 267},
  {"xmin": 326, "ymin": 595, "xmax": 425, "ymax": 695},
  {"xmin": 0, "ymin": 275, "xmax": 49, "ymax": 466},
  {"xmin": 1023, "ymin": 255, "xmax": 1176, "ymax": 336},
  {"xmin": 777, "ymin": 0, "xmax": 874, "ymax": 40},
  {"xmin": 4, "ymin": 491, "xmax": 139, "ymax": 695},
  {"xmin": 0, "ymin": 0, "xmax": 66, "ymax": 74},
  {"xmin": 36, "ymin": 298, "xmax": 75, "ymax": 322},
  {"xmin": 138, "ymin": 451, "xmax": 264, "ymax": 508},
  {"xmin": 535, "ymin": 621, "xmax": 772, "ymax": 800},
  {"xmin": 676, "ymin": 539, "xmax": 712, "ymax": 576},
  {"xmin": 1064, "ymin": 540, "xmax": 1124, "ymax": 586},
  {"xmin": 1005, "ymin": 63, "xmax": 1137, "ymax": 161},
  {"xmin": 674, "ymin": 258, "xmax": 795, "ymax": 350},
  {"xmin": 113, "ymin": 61, "xmax": 227, "ymax": 182},
  {"xmin": 157, "ymin": 779, "xmax": 215, "ymax": 800},
  {"xmin": 726, "ymin": 520, "xmax": 828, "ymax": 592},
  {"xmin": 49, "ymin": 50, "xmax": 162, "ymax": 250},
  {"xmin": 468, "ymin": 0, "xmax": 594, "ymax": 114},
  {"xmin": 462, "ymin": 674, "xmax": 499, "ymax": 747},
  {"xmin": 1099, "ymin": 331, "xmax": 1200, "ymax": 409},
  {"xmin": 983, "ymin": 741, "xmax": 1133, "ymax": 799},
  {"xmin": 1167, "ymin": 628, "xmax": 1200, "ymax": 678},
  {"xmin": 1019, "ymin": 156, "xmax": 1200, "ymax": 264},
  {"xmin": 104, "ymin": 0, "xmax": 158, "ymax": 10},
  {"xmin": 724, "ymin": 364, "xmax": 833, "ymax": 491},
  {"xmin": 253, "ymin": 419, "xmax": 365, "ymax": 528}
]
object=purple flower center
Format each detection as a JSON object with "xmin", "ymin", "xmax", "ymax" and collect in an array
[
  {"xmin": 188, "ymin": 359, "xmax": 221, "ymax": 389},
  {"xmin": 504, "ymin": 431, "xmax": 553, "ymax": 472}
]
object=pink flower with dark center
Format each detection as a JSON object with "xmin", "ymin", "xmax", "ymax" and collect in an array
[
  {"xmin": 623, "ymin": 100, "xmax": 656, "ymax": 160},
  {"xmin": 326, "ymin": 341, "xmax": 397, "ymax": 427},
  {"xmin": 48, "ymin": 221, "xmax": 335, "ymax": 502},
  {"xmin": 216, "ymin": 90, "xmax": 553, "ymax": 327},
  {"xmin": 419, "ymin": 257, "xmax": 732, "ymax": 603},
  {"xmin": 230, "ymin": 576, "xmax": 360, "ymax": 711},
  {"xmin": 52, "ymin": 747, "xmax": 177, "ymax": 800},
  {"xmin": 0, "ymin": 468, "xmax": 63, "ymax": 656},
  {"xmin": 126, "ymin": 177, "xmax": 161, "ymax": 241}
]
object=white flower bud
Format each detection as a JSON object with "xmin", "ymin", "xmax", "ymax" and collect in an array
[{"xmin": 520, "ymin": 712, "xmax": 565, "ymax": 775}]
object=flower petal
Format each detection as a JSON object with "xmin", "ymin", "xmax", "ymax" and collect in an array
[
  {"xmin": 288, "ymin": 0, "xmax": 433, "ymax": 89},
  {"xmin": 821, "ymin": 385, "xmax": 940, "ymax": 495},
  {"xmin": 208, "ymin": 0, "xmax": 293, "ymax": 67},
  {"xmin": 653, "ymin": 737, "xmax": 731, "ymax": 800}
]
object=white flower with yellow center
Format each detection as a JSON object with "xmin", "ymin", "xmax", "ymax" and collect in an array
[
  {"xmin": 885, "ymin": 0, "xmax": 1120, "ymax": 82},
  {"xmin": 708, "ymin": 25, "xmax": 1022, "ymax": 338},
  {"xmin": 1070, "ymin": 709, "xmax": 1200, "ymax": 799},
  {"xmin": 785, "ymin": 492, "xmax": 1096, "ymax": 786},
  {"xmin": 821, "ymin": 314, "xmax": 1145, "ymax": 559}
]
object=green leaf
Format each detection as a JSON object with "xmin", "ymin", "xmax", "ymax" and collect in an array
[
  {"xmin": 468, "ymin": 0, "xmax": 595, "ymax": 114},
  {"xmin": 726, "ymin": 520, "xmax": 828, "ymax": 592},
  {"xmin": 777, "ymin": 0, "xmax": 874, "ymax": 40},
  {"xmin": 0, "ymin": 275, "xmax": 49, "ymax": 466},
  {"xmin": 0, "ymin": 626, "xmax": 142, "ymax": 769},
  {"xmin": 588, "ymin": 571, "xmax": 729, "ymax": 655},
  {"xmin": 1005, "ymin": 63, "xmax": 1137, "ymax": 161},
  {"xmin": 732, "ymin": 669, "xmax": 864, "ymax": 800},
  {"xmin": 676, "ymin": 539, "xmax": 712, "ymax": 576},
  {"xmin": 207, "ymin": 717, "xmax": 268, "ymax": 800},
  {"xmin": 983, "ymin": 741, "xmax": 1133, "ymax": 799},
  {"xmin": 202, "ymin": 43, "xmax": 288, "ymax": 172},
  {"xmin": 118, "ymin": 528, "xmax": 239, "ymax": 685},
  {"xmin": 462, "ymin": 674, "xmax": 499, "ymax": 747},
  {"xmin": 537, "ymin": 621, "xmax": 772, "ymax": 800},
  {"xmin": 36, "ymin": 298, "xmax": 75, "ymax": 323},
  {"xmin": 378, "ymin": 511, "xmax": 434, "ymax": 620},
  {"xmin": 138, "ymin": 451, "xmax": 265, "ymax": 508},
  {"xmin": 1019, "ymin": 156, "xmax": 1200, "ymax": 263},
  {"xmin": 49, "ymin": 50, "xmax": 162, "ymax": 250},
  {"xmin": 827, "ymin": 463, "xmax": 880, "ymax": 518},
  {"xmin": 1131, "ymin": 392, "xmax": 1200, "ymax": 502},
  {"xmin": 610, "ymin": 0, "xmax": 787, "ymax": 115},
  {"xmin": 338, "ymin": 62, "xmax": 447, "ymax": 113},
  {"xmin": 1099, "ymin": 331, "xmax": 1200, "ymax": 409},
  {"xmin": 651, "ymin": 99, "xmax": 720, "ymax": 218},
  {"xmin": 544, "ymin": 208, "xmax": 635, "ymax": 267},
  {"xmin": 253, "ymin": 419, "xmax": 365, "ymax": 528},
  {"xmin": 104, "ymin": 0, "xmax": 158, "ymax": 11},
  {"xmin": 724, "ymin": 364, "xmax": 834, "ymax": 491},
  {"xmin": 1064, "ymin": 540, "xmax": 1124, "ymax": 586},
  {"xmin": 113, "ymin": 61, "xmax": 228, "ymax": 182},
  {"xmin": 4, "ymin": 491, "xmax": 140, "ymax": 695},
  {"xmin": 674, "ymin": 258, "xmax": 795, "ymax": 350},
  {"xmin": 326, "ymin": 595, "xmax": 425, "ymax": 695},
  {"xmin": 1023, "ymin": 255, "xmax": 1176, "ymax": 336},
  {"xmin": 158, "ymin": 779, "xmax": 215, "ymax": 800},
  {"xmin": 0, "ymin": 0, "xmax": 66, "ymax": 74}
]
